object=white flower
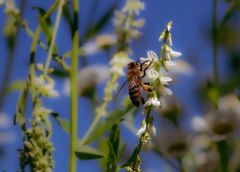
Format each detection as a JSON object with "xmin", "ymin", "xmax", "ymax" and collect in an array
[
  {"xmin": 110, "ymin": 65, "xmax": 125, "ymax": 76},
  {"xmin": 149, "ymin": 125, "xmax": 156, "ymax": 136},
  {"xmin": 165, "ymin": 46, "xmax": 182, "ymax": 60},
  {"xmin": 162, "ymin": 87, "xmax": 173, "ymax": 95},
  {"xmin": 146, "ymin": 69, "xmax": 159, "ymax": 81},
  {"xmin": 110, "ymin": 52, "xmax": 132, "ymax": 76},
  {"xmin": 170, "ymin": 50, "xmax": 182, "ymax": 58},
  {"xmin": 5, "ymin": 0, "xmax": 20, "ymax": 15},
  {"xmin": 0, "ymin": 112, "xmax": 11, "ymax": 128},
  {"xmin": 0, "ymin": 0, "xmax": 5, "ymax": 5},
  {"xmin": 159, "ymin": 75, "xmax": 172, "ymax": 85},
  {"xmin": 219, "ymin": 94, "xmax": 240, "ymax": 115},
  {"xmin": 171, "ymin": 60, "xmax": 194, "ymax": 76},
  {"xmin": 144, "ymin": 96, "xmax": 161, "ymax": 107},
  {"xmin": 122, "ymin": 0, "xmax": 145, "ymax": 15},
  {"xmin": 64, "ymin": 65, "xmax": 109, "ymax": 95},
  {"xmin": 191, "ymin": 116, "xmax": 209, "ymax": 132},
  {"xmin": 163, "ymin": 60, "xmax": 176, "ymax": 71},
  {"xmin": 34, "ymin": 107, "xmax": 52, "ymax": 119},
  {"xmin": 35, "ymin": 76, "xmax": 59, "ymax": 97},
  {"xmin": 137, "ymin": 124, "xmax": 146, "ymax": 136},
  {"xmin": 147, "ymin": 50, "xmax": 159, "ymax": 61},
  {"xmin": 140, "ymin": 50, "xmax": 158, "ymax": 64},
  {"xmin": 137, "ymin": 120, "xmax": 156, "ymax": 136},
  {"xmin": 82, "ymin": 41, "xmax": 99, "ymax": 55},
  {"xmin": 167, "ymin": 21, "xmax": 172, "ymax": 31}
]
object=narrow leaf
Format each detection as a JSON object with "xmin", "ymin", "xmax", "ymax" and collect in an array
[
  {"xmin": 83, "ymin": 3, "xmax": 117, "ymax": 41},
  {"xmin": 84, "ymin": 104, "xmax": 135, "ymax": 144},
  {"xmin": 14, "ymin": 85, "xmax": 29, "ymax": 130},
  {"xmin": 75, "ymin": 144, "xmax": 104, "ymax": 160},
  {"xmin": 51, "ymin": 112, "xmax": 104, "ymax": 160},
  {"xmin": 51, "ymin": 112, "xmax": 70, "ymax": 134}
]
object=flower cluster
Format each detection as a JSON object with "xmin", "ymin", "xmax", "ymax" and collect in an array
[
  {"xmin": 1, "ymin": 0, "xmax": 20, "ymax": 15},
  {"xmin": 139, "ymin": 21, "xmax": 182, "ymax": 109},
  {"xmin": 114, "ymin": 0, "xmax": 145, "ymax": 52},
  {"xmin": 20, "ymin": 116, "xmax": 54, "ymax": 172},
  {"xmin": 96, "ymin": 52, "xmax": 132, "ymax": 116},
  {"xmin": 34, "ymin": 75, "xmax": 59, "ymax": 97},
  {"xmin": 130, "ymin": 21, "xmax": 182, "ymax": 172}
]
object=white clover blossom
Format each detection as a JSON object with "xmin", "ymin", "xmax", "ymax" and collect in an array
[
  {"xmin": 163, "ymin": 46, "xmax": 182, "ymax": 61},
  {"xmin": 0, "ymin": 112, "xmax": 11, "ymax": 128},
  {"xmin": 110, "ymin": 52, "xmax": 132, "ymax": 76},
  {"xmin": 171, "ymin": 60, "xmax": 194, "ymax": 76},
  {"xmin": 191, "ymin": 116, "xmax": 209, "ymax": 132},
  {"xmin": 82, "ymin": 34, "xmax": 116, "ymax": 55},
  {"xmin": 34, "ymin": 106, "xmax": 52, "ymax": 120},
  {"xmin": 34, "ymin": 75, "xmax": 59, "ymax": 97},
  {"xmin": 170, "ymin": 49, "xmax": 182, "ymax": 58},
  {"xmin": 0, "ymin": 0, "xmax": 5, "ymax": 5},
  {"xmin": 144, "ymin": 96, "xmax": 161, "ymax": 107},
  {"xmin": 137, "ymin": 120, "xmax": 156, "ymax": 136},
  {"xmin": 122, "ymin": 0, "xmax": 145, "ymax": 15},
  {"xmin": 64, "ymin": 65, "xmax": 109, "ymax": 95},
  {"xmin": 4, "ymin": 0, "xmax": 20, "ymax": 15},
  {"xmin": 146, "ymin": 69, "xmax": 159, "ymax": 81},
  {"xmin": 137, "ymin": 123, "xmax": 146, "ymax": 136},
  {"xmin": 159, "ymin": 75, "xmax": 172, "ymax": 85},
  {"xmin": 162, "ymin": 87, "xmax": 173, "ymax": 96},
  {"xmin": 140, "ymin": 50, "xmax": 158, "ymax": 65},
  {"xmin": 163, "ymin": 60, "xmax": 176, "ymax": 71}
]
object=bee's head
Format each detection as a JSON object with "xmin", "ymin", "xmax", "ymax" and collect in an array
[{"xmin": 128, "ymin": 61, "xmax": 140, "ymax": 69}]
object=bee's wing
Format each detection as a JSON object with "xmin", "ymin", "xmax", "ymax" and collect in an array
[{"xmin": 113, "ymin": 80, "xmax": 128, "ymax": 101}]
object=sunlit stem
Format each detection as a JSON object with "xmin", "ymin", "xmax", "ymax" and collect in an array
[
  {"xmin": 70, "ymin": 0, "xmax": 79, "ymax": 171},
  {"xmin": 43, "ymin": 0, "xmax": 64, "ymax": 77}
]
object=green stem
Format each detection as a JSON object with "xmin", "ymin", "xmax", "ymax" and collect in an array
[
  {"xmin": 212, "ymin": 0, "xmax": 219, "ymax": 106},
  {"xmin": 216, "ymin": 140, "xmax": 229, "ymax": 172},
  {"xmin": 81, "ymin": 112, "xmax": 101, "ymax": 144},
  {"xmin": 43, "ymin": 0, "xmax": 64, "ymax": 77},
  {"xmin": 70, "ymin": 0, "xmax": 79, "ymax": 171}
]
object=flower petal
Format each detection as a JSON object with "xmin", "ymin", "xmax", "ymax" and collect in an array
[{"xmin": 170, "ymin": 50, "xmax": 182, "ymax": 58}]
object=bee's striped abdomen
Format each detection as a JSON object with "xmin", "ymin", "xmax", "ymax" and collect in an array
[{"xmin": 129, "ymin": 86, "xmax": 145, "ymax": 106}]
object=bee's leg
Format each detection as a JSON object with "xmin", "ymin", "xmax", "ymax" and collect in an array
[
  {"xmin": 140, "ymin": 58, "xmax": 154, "ymax": 78},
  {"xmin": 141, "ymin": 83, "xmax": 152, "ymax": 92}
]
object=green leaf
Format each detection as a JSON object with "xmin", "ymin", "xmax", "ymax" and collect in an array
[
  {"xmin": 120, "ymin": 146, "xmax": 139, "ymax": 168},
  {"xmin": 61, "ymin": 48, "xmax": 85, "ymax": 59},
  {"xmin": 51, "ymin": 112, "xmax": 104, "ymax": 160},
  {"xmin": 83, "ymin": 3, "xmax": 117, "ymax": 41},
  {"xmin": 33, "ymin": 6, "xmax": 59, "ymax": 55},
  {"xmin": 109, "ymin": 124, "xmax": 120, "ymax": 157},
  {"xmin": 106, "ymin": 124, "xmax": 120, "ymax": 172},
  {"xmin": 14, "ymin": 85, "xmax": 29, "ymax": 130},
  {"xmin": 51, "ymin": 112, "xmax": 70, "ymax": 134},
  {"xmin": 62, "ymin": 4, "xmax": 73, "ymax": 34},
  {"xmin": 4, "ymin": 80, "xmax": 26, "ymax": 95},
  {"xmin": 220, "ymin": 2, "xmax": 240, "ymax": 28},
  {"xmin": 118, "ymin": 144, "xmax": 127, "ymax": 161},
  {"xmin": 84, "ymin": 103, "xmax": 135, "ymax": 144},
  {"xmin": 75, "ymin": 144, "xmax": 104, "ymax": 160}
]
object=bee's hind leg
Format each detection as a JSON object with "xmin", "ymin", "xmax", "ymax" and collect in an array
[{"xmin": 141, "ymin": 83, "xmax": 153, "ymax": 92}]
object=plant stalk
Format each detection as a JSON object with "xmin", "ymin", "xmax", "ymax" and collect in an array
[
  {"xmin": 43, "ymin": 0, "xmax": 64, "ymax": 77},
  {"xmin": 70, "ymin": 0, "xmax": 79, "ymax": 171}
]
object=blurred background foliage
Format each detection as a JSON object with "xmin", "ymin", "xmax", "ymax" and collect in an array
[{"xmin": 0, "ymin": 0, "xmax": 240, "ymax": 171}]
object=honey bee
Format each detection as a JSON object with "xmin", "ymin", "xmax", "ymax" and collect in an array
[{"xmin": 127, "ymin": 59, "xmax": 153, "ymax": 106}]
